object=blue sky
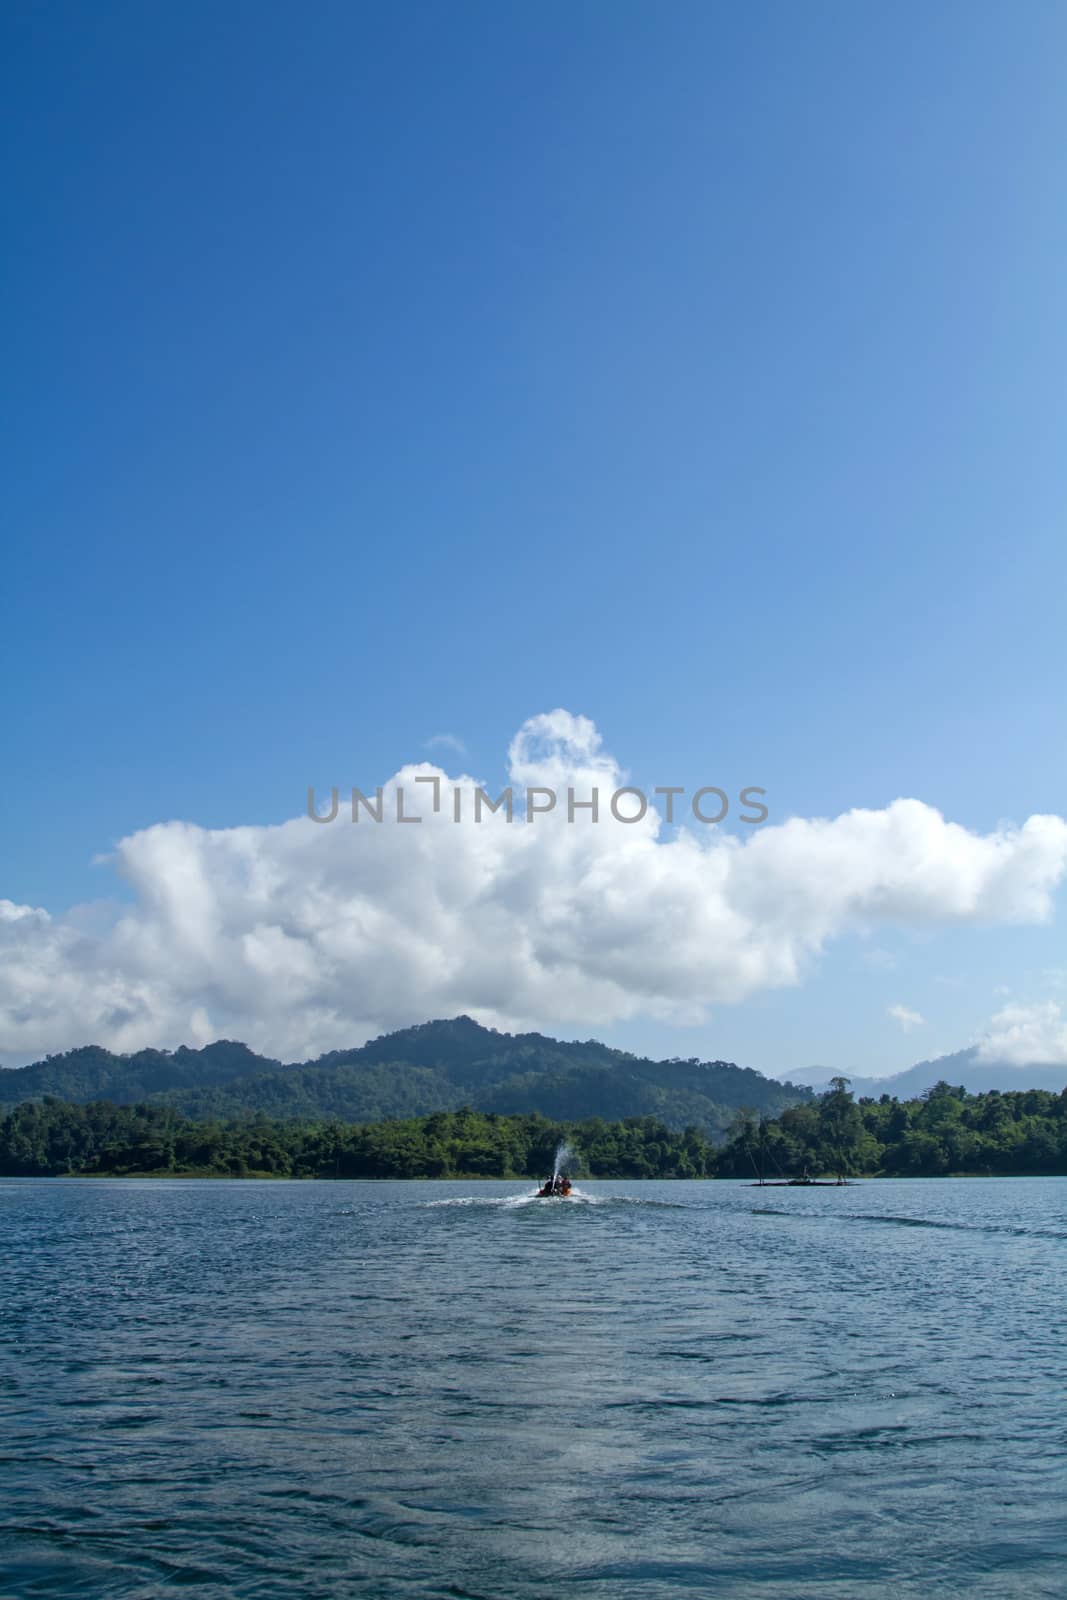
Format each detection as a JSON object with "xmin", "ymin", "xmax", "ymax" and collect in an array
[{"xmin": 3, "ymin": 1, "xmax": 1066, "ymax": 1075}]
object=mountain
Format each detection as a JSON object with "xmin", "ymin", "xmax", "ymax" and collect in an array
[
  {"xmin": 805, "ymin": 1046, "xmax": 1067, "ymax": 1100},
  {"xmin": 0, "ymin": 1016, "xmax": 810, "ymax": 1137},
  {"xmin": 780, "ymin": 1065, "xmax": 839, "ymax": 1088},
  {"xmin": 0, "ymin": 1040, "xmax": 280, "ymax": 1107}
]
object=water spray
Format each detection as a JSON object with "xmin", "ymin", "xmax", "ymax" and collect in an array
[{"xmin": 552, "ymin": 1141, "xmax": 574, "ymax": 1182}]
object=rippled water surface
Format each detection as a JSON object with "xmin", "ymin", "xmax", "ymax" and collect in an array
[{"xmin": 2, "ymin": 1177, "xmax": 1065, "ymax": 1598}]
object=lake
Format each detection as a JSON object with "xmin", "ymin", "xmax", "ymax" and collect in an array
[{"xmin": 2, "ymin": 1177, "xmax": 1064, "ymax": 1598}]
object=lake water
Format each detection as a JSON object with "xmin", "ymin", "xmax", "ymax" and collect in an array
[{"xmin": 2, "ymin": 1177, "xmax": 1065, "ymax": 1598}]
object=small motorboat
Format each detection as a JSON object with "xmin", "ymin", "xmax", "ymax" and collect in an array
[{"xmin": 537, "ymin": 1174, "xmax": 573, "ymax": 1198}]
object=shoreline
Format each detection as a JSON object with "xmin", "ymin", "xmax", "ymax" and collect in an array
[{"xmin": 13, "ymin": 1169, "xmax": 1062, "ymax": 1182}]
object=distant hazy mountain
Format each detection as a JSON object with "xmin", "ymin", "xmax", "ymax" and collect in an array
[
  {"xmin": 0, "ymin": 1015, "xmax": 811, "ymax": 1136},
  {"xmin": 781, "ymin": 1065, "xmax": 840, "ymax": 1088},
  {"xmin": 801, "ymin": 1046, "xmax": 1067, "ymax": 1100}
]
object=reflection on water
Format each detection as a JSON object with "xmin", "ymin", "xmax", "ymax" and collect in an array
[{"xmin": 1, "ymin": 1176, "xmax": 1064, "ymax": 1598}]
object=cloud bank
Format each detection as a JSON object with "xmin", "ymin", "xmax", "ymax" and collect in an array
[
  {"xmin": 3, "ymin": 711, "xmax": 1067, "ymax": 1064},
  {"xmin": 975, "ymin": 1001, "xmax": 1067, "ymax": 1066}
]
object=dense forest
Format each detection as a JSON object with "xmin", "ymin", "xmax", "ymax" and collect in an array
[
  {"xmin": 716, "ymin": 1078, "xmax": 1067, "ymax": 1179},
  {"xmin": 0, "ymin": 1016, "xmax": 809, "ymax": 1135},
  {"xmin": 0, "ymin": 1099, "xmax": 717, "ymax": 1179},
  {"xmin": 2, "ymin": 1079, "xmax": 1065, "ymax": 1179}
]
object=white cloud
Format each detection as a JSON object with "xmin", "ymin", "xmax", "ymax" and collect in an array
[
  {"xmin": 3, "ymin": 710, "xmax": 1067, "ymax": 1064},
  {"xmin": 975, "ymin": 1001, "xmax": 1067, "ymax": 1066},
  {"xmin": 425, "ymin": 732, "xmax": 467, "ymax": 756},
  {"xmin": 888, "ymin": 1003, "xmax": 925, "ymax": 1032}
]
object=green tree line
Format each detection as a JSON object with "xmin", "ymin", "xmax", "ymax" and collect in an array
[
  {"xmin": 1, "ymin": 1080, "xmax": 1065, "ymax": 1179},
  {"xmin": 717, "ymin": 1078, "xmax": 1067, "ymax": 1178},
  {"xmin": 0, "ymin": 1099, "xmax": 719, "ymax": 1179}
]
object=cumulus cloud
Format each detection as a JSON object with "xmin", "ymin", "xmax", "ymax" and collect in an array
[
  {"xmin": 888, "ymin": 1003, "xmax": 925, "ymax": 1032},
  {"xmin": 3, "ymin": 710, "xmax": 1067, "ymax": 1064},
  {"xmin": 975, "ymin": 1001, "xmax": 1067, "ymax": 1066}
]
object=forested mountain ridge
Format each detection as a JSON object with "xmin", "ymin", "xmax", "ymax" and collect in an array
[
  {"xmin": 0, "ymin": 1040, "xmax": 278, "ymax": 1108},
  {"xmin": 0, "ymin": 1016, "xmax": 809, "ymax": 1135}
]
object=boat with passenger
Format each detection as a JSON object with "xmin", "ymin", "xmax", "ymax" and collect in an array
[{"xmin": 537, "ymin": 1173, "xmax": 572, "ymax": 1198}]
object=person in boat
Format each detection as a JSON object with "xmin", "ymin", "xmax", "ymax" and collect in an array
[{"xmin": 536, "ymin": 1172, "xmax": 572, "ymax": 1196}]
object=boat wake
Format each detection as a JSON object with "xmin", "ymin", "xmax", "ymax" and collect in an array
[
  {"xmin": 751, "ymin": 1206, "xmax": 1067, "ymax": 1242},
  {"xmin": 422, "ymin": 1187, "xmax": 689, "ymax": 1211},
  {"xmin": 425, "ymin": 1186, "xmax": 599, "ymax": 1209}
]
